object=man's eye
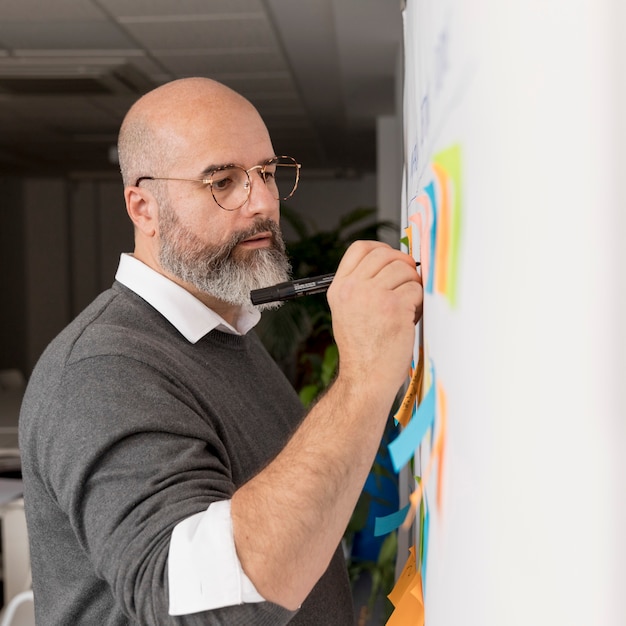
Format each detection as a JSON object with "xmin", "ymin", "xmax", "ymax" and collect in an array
[{"xmin": 211, "ymin": 175, "xmax": 234, "ymax": 191}]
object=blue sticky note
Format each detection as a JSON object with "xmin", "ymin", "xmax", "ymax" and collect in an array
[
  {"xmin": 389, "ymin": 385, "xmax": 436, "ymax": 473},
  {"xmin": 424, "ymin": 180, "xmax": 437, "ymax": 294},
  {"xmin": 373, "ymin": 504, "xmax": 411, "ymax": 537}
]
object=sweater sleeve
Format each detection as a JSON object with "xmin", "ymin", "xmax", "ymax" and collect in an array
[{"xmin": 41, "ymin": 352, "xmax": 297, "ymax": 625}]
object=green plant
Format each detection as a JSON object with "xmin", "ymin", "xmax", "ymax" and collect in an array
[{"xmin": 349, "ymin": 531, "xmax": 398, "ymax": 621}]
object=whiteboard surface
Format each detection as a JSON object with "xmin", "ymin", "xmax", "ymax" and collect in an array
[{"xmin": 401, "ymin": 0, "xmax": 625, "ymax": 624}]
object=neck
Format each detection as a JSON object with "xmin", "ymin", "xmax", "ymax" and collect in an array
[{"xmin": 188, "ymin": 286, "xmax": 242, "ymax": 327}]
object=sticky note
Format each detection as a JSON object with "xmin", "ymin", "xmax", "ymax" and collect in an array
[
  {"xmin": 433, "ymin": 144, "xmax": 462, "ymax": 307},
  {"xmin": 404, "ymin": 225, "xmax": 413, "ymax": 256},
  {"xmin": 393, "ymin": 352, "xmax": 424, "ymax": 427},
  {"xmin": 387, "ymin": 570, "xmax": 424, "ymax": 626},
  {"xmin": 420, "ymin": 505, "xmax": 430, "ymax": 584},
  {"xmin": 423, "ymin": 180, "xmax": 437, "ymax": 294},
  {"xmin": 388, "ymin": 546, "xmax": 417, "ymax": 607},
  {"xmin": 374, "ymin": 504, "xmax": 411, "ymax": 537},
  {"xmin": 432, "ymin": 162, "xmax": 451, "ymax": 296},
  {"xmin": 389, "ymin": 384, "xmax": 435, "ymax": 473}
]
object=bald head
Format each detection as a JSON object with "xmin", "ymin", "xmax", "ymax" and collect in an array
[{"xmin": 117, "ymin": 77, "xmax": 269, "ymax": 187}]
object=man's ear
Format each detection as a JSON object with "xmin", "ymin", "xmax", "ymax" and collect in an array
[{"xmin": 124, "ymin": 186, "xmax": 158, "ymax": 237}]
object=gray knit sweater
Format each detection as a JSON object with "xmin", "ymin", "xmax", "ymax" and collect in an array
[{"xmin": 19, "ymin": 282, "xmax": 354, "ymax": 625}]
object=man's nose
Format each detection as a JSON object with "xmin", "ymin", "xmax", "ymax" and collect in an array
[{"xmin": 242, "ymin": 170, "xmax": 279, "ymax": 216}]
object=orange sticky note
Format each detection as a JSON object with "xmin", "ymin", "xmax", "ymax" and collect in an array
[
  {"xmin": 432, "ymin": 144, "xmax": 463, "ymax": 307},
  {"xmin": 404, "ymin": 225, "xmax": 413, "ymax": 256},
  {"xmin": 393, "ymin": 352, "xmax": 424, "ymax": 427},
  {"xmin": 432, "ymin": 162, "xmax": 450, "ymax": 296},
  {"xmin": 409, "ymin": 195, "xmax": 432, "ymax": 289},
  {"xmin": 388, "ymin": 546, "xmax": 417, "ymax": 607},
  {"xmin": 386, "ymin": 570, "xmax": 424, "ymax": 626}
]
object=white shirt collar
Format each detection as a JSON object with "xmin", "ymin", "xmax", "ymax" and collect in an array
[{"xmin": 114, "ymin": 253, "xmax": 261, "ymax": 343}]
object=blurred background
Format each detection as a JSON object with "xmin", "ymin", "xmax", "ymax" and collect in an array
[{"xmin": 0, "ymin": 0, "xmax": 405, "ymax": 376}]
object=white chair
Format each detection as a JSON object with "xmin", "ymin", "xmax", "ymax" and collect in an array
[
  {"xmin": 0, "ymin": 590, "xmax": 34, "ymax": 626},
  {"xmin": 0, "ymin": 499, "xmax": 32, "ymax": 625},
  {"xmin": 0, "ymin": 500, "xmax": 30, "ymax": 605},
  {"xmin": 0, "ymin": 372, "xmax": 31, "ymax": 626}
]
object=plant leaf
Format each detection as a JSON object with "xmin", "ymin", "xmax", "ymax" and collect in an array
[
  {"xmin": 320, "ymin": 344, "xmax": 339, "ymax": 386},
  {"xmin": 337, "ymin": 206, "xmax": 377, "ymax": 231},
  {"xmin": 299, "ymin": 384, "xmax": 320, "ymax": 407}
]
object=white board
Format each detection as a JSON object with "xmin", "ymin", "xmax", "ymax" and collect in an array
[{"xmin": 395, "ymin": 1, "xmax": 626, "ymax": 624}]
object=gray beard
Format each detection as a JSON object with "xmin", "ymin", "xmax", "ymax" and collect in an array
[{"xmin": 158, "ymin": 209, "xmax": 291, "ymax": 311}]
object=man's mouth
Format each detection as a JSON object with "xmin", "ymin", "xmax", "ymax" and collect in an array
[{"xmin": 238, "ymin": 231, "xmax": 273, "ymax": 248}]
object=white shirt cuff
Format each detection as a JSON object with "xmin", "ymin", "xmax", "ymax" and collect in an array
[{"xmin": 168, "ymin": 500, "xmax": 265, "ymax": 615}]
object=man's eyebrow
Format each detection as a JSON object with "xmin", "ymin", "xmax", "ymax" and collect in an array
[
  {"xmin": 199, "ymin": 156, "xmax": 278, "ymax": 177},
  {"xmin": 200, "ymin": 163, "xmax": 236, "ymax": 176}
]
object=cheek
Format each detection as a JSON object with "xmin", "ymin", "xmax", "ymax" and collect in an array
[{"xmin": 174, "ymin": 200, "xmax": 233, "ymax": 246}]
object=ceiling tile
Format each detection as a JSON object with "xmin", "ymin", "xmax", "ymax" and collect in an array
[
  {"xmin": 0, "ymin": 0, "xmax": 105, "ymax": 21},
  {"xmin": 123, "ymin": 17, "xmax": 275, "ymax": 51},
  {"xmin": 100, "ymin": 0, "xmax": 264, "ymax": 18},
  {"xmin": 0, "ymin": 21, "xmax": 135, "ymax": 49}
]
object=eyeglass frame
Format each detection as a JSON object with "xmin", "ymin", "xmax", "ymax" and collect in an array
[{"xmin": 134, "ymin": 155, "xmax": 301, "ymax": 212}]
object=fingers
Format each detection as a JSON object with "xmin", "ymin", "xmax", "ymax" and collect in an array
[
  {"xmin": 332, "ymin": 240, "xmax": 385, "ymax": 277},
  {"xmin": 333, "ymin": 241, "xmax": 421, "ymax": 291},
  {"xmin": 337, "ymin": 241, "xmax": 415, "ymax": 275},
  {"xmin": 327, "ymin": 241, "xmax": 423, "ymax": 393},
  {"xmin": 327, "ymin": 240, "xmax": 423, "ymax": 333}
]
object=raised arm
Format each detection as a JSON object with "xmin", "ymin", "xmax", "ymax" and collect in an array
[{"xmin": 231, "ymin": 240, "xmax": 423, "ymax": 610}]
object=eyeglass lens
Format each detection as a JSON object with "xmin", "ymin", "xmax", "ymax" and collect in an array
[{"xmin": 210, "ymin": 156, "xmax": 299, "ymax": 210}]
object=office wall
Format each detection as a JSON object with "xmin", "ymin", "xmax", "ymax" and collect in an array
[
  {"xmin": 0, "ymin": 177, "xmax": 133, "ymax": 374},
  {"xmin": 22, "ymin": 179, "xmax": 71, "ymax": 371},
  {"xmin": 0, "ymin": 179, "xmax": 27, "ymax": 375}
]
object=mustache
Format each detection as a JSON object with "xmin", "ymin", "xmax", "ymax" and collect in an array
[
  {"xmin": 229, "ymin": 218, "xmax": 284, "ymax": 249},
  {"xmin": 207, "ymin": 218, "xmax": 286, "ymax": 271}
]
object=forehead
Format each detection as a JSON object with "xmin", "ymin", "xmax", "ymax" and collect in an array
[{"xmin": 167, "ymin": 98, "xmax": 275, "ymax": 172}]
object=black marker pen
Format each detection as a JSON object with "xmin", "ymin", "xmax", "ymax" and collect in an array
[
  {"xmin": 250, "ymin": 262, "xmax": 420, "ymax": 305},
  {"xmin": 250, "ymin": 273, "xmax": 335, "ymax": 305}
]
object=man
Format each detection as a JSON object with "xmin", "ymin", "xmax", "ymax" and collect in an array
[{"xmin": 19, "ymin": 77, "xmax": 423, "ymax": 624}]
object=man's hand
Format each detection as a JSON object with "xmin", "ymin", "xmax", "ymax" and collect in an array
[{"xmin": 327, "ymin": 240, "xmax": 423, "ymax": 394}]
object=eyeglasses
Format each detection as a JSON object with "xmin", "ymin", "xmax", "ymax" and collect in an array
[{"xmin": 135, "ymin": 155, "xmax": 301, "ymax": 212}]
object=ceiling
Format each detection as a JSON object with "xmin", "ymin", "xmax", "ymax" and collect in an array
[{"xmin": 0, "ymin": 0, "xmax": 403, "ymax": 178}]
